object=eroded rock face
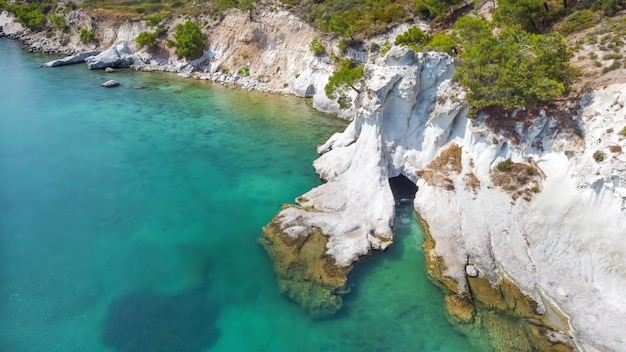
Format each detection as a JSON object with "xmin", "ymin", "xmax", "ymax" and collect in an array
[
  {"xmin": 260, "ymin": 212, "xmax": 349, "ymax": 318},
  {"xmin": 265, "ymin": 45, "xmax": 626, "ymax": 351},
  {"xmin": 261, "ymin": 47, "xmax": 458, "ymax": 315},
  {"xmin": 85, "ymin": 43, "xmax": 144, "ymax": 70}
]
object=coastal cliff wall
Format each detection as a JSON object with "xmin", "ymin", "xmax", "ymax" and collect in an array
[{"xmin": 264, "ymin": 46, "xmax": 626, "ymax": 351}]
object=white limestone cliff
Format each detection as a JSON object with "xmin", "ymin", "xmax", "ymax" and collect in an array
[{"xmin": 304, "ymin": 46, "xmax": 626, "ymax": 351}]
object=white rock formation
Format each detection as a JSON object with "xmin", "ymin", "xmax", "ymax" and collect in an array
[
  {"xmin": 85, "ymin": 43, "xmax": 148, "ymax": 70},
  {"xmin": 299, "ymin": 46, "xmax": 626, "ymax": 351},
  {"xmin": 0, "ymin": 11, "xmax": 24, "ymax": 36},
  {"xmin": 41, "ymin": 50, "xmax": 101, "ymax": 67}
]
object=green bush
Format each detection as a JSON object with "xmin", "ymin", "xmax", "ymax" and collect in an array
[
  {"xmin": 557, "ymin": 10, "xmax": 602, "ymax": 35},
  {"xmin": 493, "ymin": 0, "xmax": 554, "ymax": 33},
  {"xmin": 621, "ymin": 126, "xmax": 626, "ymax": 136},
  {"xmin": 427, "ymin": 32, "xmax": 455, "ymax": 55},
  {"xmin": 166, "ymin": 20, "xmax": 206, "ymax": 60},
  {"xmin": 453, "ymin": 16, "xmax": 576, "ymax": 109},
  {"xmin": 395, "ymin": 26, "xmax": 430, "ymax": 51},
  {"xmin": 237, "ymin": 66, "xmax": 250, "ymax": 76},
  {"xmin": 497, "ymin": 159, "xmax": 513, "ymax": 172},
  {"xmin": 592, "ymin": 0, "xmax": 625, "ymax": 15},
  {"xmin": 49, "ymin": 13, "xmax": 67, "ymax": 30},
  {"xmin": 593, "ymin": 150, "xmax": 606, "ymax": 162},
  {"xmin": 146, "ymin": 14, "xmax": 162, "ymax": 27},
  {"xmin": 8, "ymin": 3, "xmax": 48, "ymax": 31},
  {"xmin": 80, "ymin": 29, "xmax": 95, "ymax": 43},
  {"xmin": 309, "ymin": 37, "xmax": 325, "ymax": 56},
  {"xmin": 327, "ymin": 14, "xmax": 354, "ymax": 40},
  {"xmin": 415, "ymin": 0, "xmax": 465, "ymax": 20},
  {"xmin": 136, "ymin": 31, "xmax": 157, "ymax": 48},
  {"xmin": 154, "ymin": 27, "xmax": 167, "ymax": 37},
  {"xmin": 380, "ymin": 39, "xmax": 392, "ymax": 56},
  {"xmin": 325, "ymin": 58, "xmax": 364, "ymax": 110}
]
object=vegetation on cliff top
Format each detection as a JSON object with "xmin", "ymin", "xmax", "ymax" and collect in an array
[
  {"xmin": 166, "ymin": 19, "xmax": 206, "ymax": 60},
  {"xmin": 324, "ymin": 57, "xmax": 364, "ymax": 110},
  {"xmin": 3, "ymin": 0, "xmax": 624, "ymax": 111},
  {"xmin": 453, "ymin": 16, "xmax": 576, "ymax": 109}
]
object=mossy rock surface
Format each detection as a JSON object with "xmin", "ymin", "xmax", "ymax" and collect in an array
[{"xmin": 260, "ymin": 211, "xmax": 350, "ymax": 318}]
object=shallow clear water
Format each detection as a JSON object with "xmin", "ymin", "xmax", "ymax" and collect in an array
[{"xmin": 0, "ymin": 39, "xmax": 484, "ymax": 352}]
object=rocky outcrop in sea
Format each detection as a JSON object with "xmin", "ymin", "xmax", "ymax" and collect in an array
[{"xmin": 261, "ymin": 46, "xmax": 626, "ymax": 351}]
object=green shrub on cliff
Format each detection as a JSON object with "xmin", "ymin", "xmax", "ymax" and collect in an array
[
  {"xmin": 593, "ymin": 0, "xmax": 625, "ymax": 15},
  {"xmin": 497, "ymin": 159, "xmax": 513, "ymax": 172},
  {"xmin": 426, "ymin": 32, "xmax": 456, "ymax": 55},
  {"xmin": 80, "ymin": 29, "xmax": 95, "ymax": 43},
  {"xmin": 325, "ymin": 58, "xmax": 364, "ymax": 110},
  {"xmin": 395, "ymin": 26, "xmax": 430, "ymax": 51},
  {"xmin": 309, "ymin": 37, "xmax": 325, "ymax": 56},
  {"xmin": 8, "ymin": 3, "xmax": 48, "ymax": 31},
  {"xmin": 453, "ymin": 16, "xmax": 575, "ymax": 109},
  {"xmin": 136, "ymin": 31, "xmax": 157, "ymax": 48},
  {"xmin": 49, "ymin": 13, "xmax": 67, "ymax": 30},
  {"xmin": 166, "ymin": 20, "xmax": 205, "ymax": 60},
  {"xmin": 146, "ymin": 14, "xmax": 162, "ymax": 27},
  {"xmin": 415, "ymin": 0, "xmax": 467, "ymax": 20}
]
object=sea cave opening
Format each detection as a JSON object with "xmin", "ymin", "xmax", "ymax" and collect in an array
[{"xmin": 389, "ymin": 174, "xmax": 418, "ymax": 203}]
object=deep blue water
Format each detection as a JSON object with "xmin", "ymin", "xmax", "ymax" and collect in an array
[{"xmin": 0, "ymin": 39, "xmax": 486, "ymax": 352}]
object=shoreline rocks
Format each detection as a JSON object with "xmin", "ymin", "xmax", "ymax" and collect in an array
[
  {"xmin": 41, "ymin": 50, "xmax": 101, "ymax": 67},
  {"xmin": 260, "ymin": 213, "xmax": 350, "ymax": 318},
  {"xmin": 85, "ymin": 43, "xmax": 143, "ymax": 70}
]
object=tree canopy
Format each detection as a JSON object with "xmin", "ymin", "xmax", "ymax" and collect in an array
[
  {"xmin": 136, "ymin": 31, "xmax": 157, "ymax": 48},
  {"xmin": 453, "ymin": 16, "xmax": 576, "ymax": 109},
  {"xmin": 166, "ymin": 20, "xmax": 206, "ymax": 60}
]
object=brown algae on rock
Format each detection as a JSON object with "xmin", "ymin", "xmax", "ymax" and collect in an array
[
  {"xmin": 260, "ymin": 210, "xmax": 351, "ymax": 319},
  {"xmin": 418, "ymin": 213, "xmax": 575, "ymax": 352}
]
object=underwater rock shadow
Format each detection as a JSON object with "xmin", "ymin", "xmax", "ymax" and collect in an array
[{"xmin": 102, "ymin": 288, "xmax": 220, "ymax": 352}]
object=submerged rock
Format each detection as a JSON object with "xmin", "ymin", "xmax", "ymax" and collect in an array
[
  {"xmin": 101, "ymin": 79, "xmax": 120, "ymax": 87},
  {"xmin": 41, "ymin": 50, "xmax": 100, "ymax": 67},
  {"xmin": 260, "ymin": 212, "xmax": 349, "ymax": 318}
]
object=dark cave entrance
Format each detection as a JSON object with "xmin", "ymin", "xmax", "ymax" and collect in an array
[{"xmin": 389, "ymin": 174, "xmax": 418, "ymax": 203}]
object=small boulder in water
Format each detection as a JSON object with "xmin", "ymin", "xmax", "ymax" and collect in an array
[
  {"xmin": 102, "ymin": 80, "xmax": 120, "ymax": 88},
  {"xmin": 105, "ymin": 67, "xmax": 115, "ymax": 73}
]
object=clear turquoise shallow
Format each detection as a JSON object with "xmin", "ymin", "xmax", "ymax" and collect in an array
[{"xmin": 0, "ymin": 39, "xmax": 485, "ymax": 352}]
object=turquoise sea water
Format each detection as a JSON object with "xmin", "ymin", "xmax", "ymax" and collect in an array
[{"xmin": 0, "ymin": 39, "xmax": 484, "ymax": 351}]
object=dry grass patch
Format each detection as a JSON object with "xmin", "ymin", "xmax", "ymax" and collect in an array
[
  {"xmin": 427, "ymin": 144, "xmax": 463, "ymax": 174},
  {"xmin": 490, "ymin": 161, "xmax": 543, "ymax": 202},
  {"xmin": 416, "ymin": 144, "xmax": 462, "ymax": 191},
  {"xmin": 464, "ymin": 173, "xmax": 481, "ymax": 193},
  {"xmin": 482, "ymin": 99, "xmax": 583, "ymax": 148}
]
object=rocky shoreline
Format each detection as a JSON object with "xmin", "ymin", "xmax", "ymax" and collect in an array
[
  {"xmin": 4, "ymin": 7, "xmax": 626, "ymax": 352},
  {"xmin": 0, "ymin": 9, "xmax": 358, "ymax": 118}
]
